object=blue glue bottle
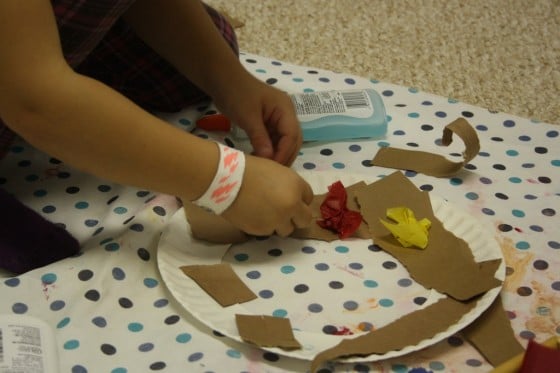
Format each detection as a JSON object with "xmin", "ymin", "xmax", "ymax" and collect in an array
[
  {"xmin": 291, "ymin": 88, "xmax": 387, "ymax": 141},
  {"xmin": 233, "ymin": 88, "xmax": 387, "ymax": 142}
]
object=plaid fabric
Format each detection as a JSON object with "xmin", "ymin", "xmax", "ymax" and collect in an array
[{"xmin": 0, "ymin": 0, "xmax": 238, "ymax": 159}]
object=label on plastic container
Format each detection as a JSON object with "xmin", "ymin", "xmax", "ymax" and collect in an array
[
  {"xmin": 0, "ymin": 315, "xmax": 58, "ymax": 373},
  {"xmin": 291, "ymin": 90, "xmax": 374, "ymax": 121}
]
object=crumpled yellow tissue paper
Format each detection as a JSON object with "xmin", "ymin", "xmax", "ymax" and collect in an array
[{"xmin": 380, "ymin": 207, "xmax": 431, "ymax": 249}]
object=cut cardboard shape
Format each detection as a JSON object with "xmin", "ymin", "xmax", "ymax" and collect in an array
[
  {"xmin": 310, "ymin": 297, "xmax": 478, "ymax": 372},
  {"xmin": 235, "ymin": 314, "xmax": 302, "ymax": 350},
  {"xmin": 462, "ymin": 296, "xmax": 524, "ymax": 366},
  {"xmin": 354, "ymin": 171, "xmax": 502, "ymax": 301},
  {"xmin": 180, "ymin": 263, "xmax": 256, "ymax": 306},
  {"xmin": 371, "ymin": 117, "xmax": 480, "ymax": 177},
  {"xmin": 184, "ymin": 203, "xmax": 249, "ymax": 244}
]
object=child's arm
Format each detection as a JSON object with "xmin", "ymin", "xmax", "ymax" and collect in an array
[
  {"xmin": 123, "ymin": 0, "xmax": 302, "ymax": 165},
  {"xmin": 0, "ymin": 1, "xmax": 312, "ymax": 236}
]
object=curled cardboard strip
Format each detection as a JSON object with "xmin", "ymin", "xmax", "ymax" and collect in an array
[{"xmin": 371, "ymin": 117, "xmax": 480, "ymax": 177}]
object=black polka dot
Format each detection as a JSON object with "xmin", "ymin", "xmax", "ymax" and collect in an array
[
  {"xmin": 447, "ymin": 336, "xmax": 464, "ymax": 347},
  {"xmin": 212, "ymin": 330, "xmax": 225, "ymax": 337},
  {"xmin": 164, "ymin": 315, "xmax": 180, "ymax": 325},
  {"xmin": 245, "ymin": 58, "xmax": 257, "ymax": 63},
  {"xmin": 153, "ymin": 206, "xmax": 166, "ymax": 216},
  {"xmin": 419, "ymin": 184, "xmax": 433, "ymax": 191},
  {"xmin": 495, "ymin": 192, "xmax": 509, "ymax": 200},
  {"xmin": 461, "ymin": 111, "xmax": 474, "ymax": 118},
  {"xmin": 322, "ymin": 325, "xmax": 337, "ymax": 335},
  {"xmin": 328, "ymin": 281, "xmax": 344, "ymax": 289},
  {"xmin": 421, "ymin": 124, "xmax": 434, "ymax": 131},
  {"xmin": 534, "ymin": 146, "xmax": 548, "ymax": 154},
  {"xmin": 66, "ymin": 186, "xmax": 80, "ymax": 194},
  {"xmin": 294, "ymin": 284, "xmax": 309, "ymax": 293},
  {"xmin": 265, "ymin": 78, "xmax": 278, "ymax": 85},
  {"xmin": 136, "ymin": 190, "xmax": 150, "ymax": 197},
  {"xmin": 491, "ymin": 137, "xmax": 504, "ymax": 142},
  {"xmin": 382, "ymin": 261, "xmax": 397, "ymax": 269},
  {"xmin": 123, "ymin": 216, "xmax": 135, "ymax": 225},
  {"xmin": 533, "ymin": 260, "xmax": 548, "ymax": 270},
  {"xmin": 413, "ymin": 297, "xmax": 427, "ymax": 305},
  {"xmin": 130, "ymin": 224, "xmax": 144, "ymax": 232},
  {"xmin": 57, "ymin": 172, "xmax": 71, "ymax": 179},
  {"xmin": 106, "ymin": 195, "xmax": 119, "ymax": 204},
  {"xmin": 406, "ymin": 142, "xmax": 419, "ymax": 147},
  {"xmin": 78, "ymin": 270, "xmax": 94, "ymax": 281},
  {"xmin": 149, "ymin": 362, "xmax": 166, "ymax": 370},
  {"xmin": 268, "ymin": 248, "xmax": 283, "ymax": 257},
  {"xmin": 118, "ymin": 297, "xmax": 133, "ymax": 308},
  {"xmin": 361, "ymin": 159, "xmax": 373, "ymax": 167},
  {"xmin": 84, "ymin": 289, "xmax": 100, "ymax": 301},
  {"xmin": 137, "ymin": 248, "xmax": 150, "ymax": 261},
  {"xmin": 498, "ymin": 224, "xmax": 513, "ymax": 232},
  {"xmin": 100, "ymin": 343, "xmax": 116, "ymax": 355},
  {"xmin": 320, "ymin": 149, "xmax": 333, "ymax": 156},
  {"xmin": 262, "ymin": 352, "xmax": 279, "ymax": 362},
  {"xmin": 538, "ymin": 176, "xmax": 551, "ymax": 184},
  {"xmin": 98, "ymin": 185, "xmax": 111, "ymax": 192},
  {"xmin": 517, "ymin": 286, "xmax": 532, "ymax": 296}
]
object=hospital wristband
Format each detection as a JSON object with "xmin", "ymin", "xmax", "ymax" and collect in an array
[{"xmin": 192, "ymin": 143, "xmax": 245, "ymax": 215}]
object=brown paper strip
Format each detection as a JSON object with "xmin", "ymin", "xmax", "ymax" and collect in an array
[
  {"xmin": 180, "ymin": 263, "xmax": 257, "ymax": 306},
  {"xmin": 355, "ymin": 171, "xmax": 502, "ymax": 301},
  {"xmin": 184, "ymin": 203, "xmax": 249, "ymax": 244},
  {"xmin": 371, "ymin": 118, "xmax": 480, "ymax": 177},
  {"xmin": 311, "ymin": 297, "xmax": 477, "ymax": 372},
  {"xmin": 235, "ymin": 314, "xmax": 302, "ymax": 350},
  {"xmin": 462, "ymin": 296, "xmax": 524, "ymax": 366}
]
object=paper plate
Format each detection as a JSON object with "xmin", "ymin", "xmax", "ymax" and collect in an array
[{"xmin": 157, "ymin": 171, "xmax": 504, "ymax": 362}]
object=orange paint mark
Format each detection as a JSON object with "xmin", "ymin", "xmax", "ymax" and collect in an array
[{"xmin": 497, "ymin": 236, "xmax": 533, "ymax": 292}]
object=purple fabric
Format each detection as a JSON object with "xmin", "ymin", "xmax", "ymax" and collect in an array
[{"xmin": 0, "ymin": 188, "xmax": 80, "ymax": 274}]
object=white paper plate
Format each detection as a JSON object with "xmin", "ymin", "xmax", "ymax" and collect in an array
[{"xmin": 157, "ymin": 171, "xmax": 504, "ymax": 362}]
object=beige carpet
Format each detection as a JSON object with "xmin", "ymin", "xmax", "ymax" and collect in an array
[{"xmin": 208, "ymin": 0, "xmax": 560, "ymax": 125}]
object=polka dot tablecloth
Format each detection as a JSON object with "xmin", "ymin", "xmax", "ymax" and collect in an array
[{"xmin": 1, "ymin": 52, "xmax": 558, "ymax": 373}]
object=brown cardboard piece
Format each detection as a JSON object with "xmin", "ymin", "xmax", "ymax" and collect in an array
[
  {"xmin": 371, "ymin": 118, "xmax": 480, "ymax": 177},
  {"xmin": 183, "ymin": 203, "xmax": 249, "ymax": 244},
  {"xmin": 180, "ymin": 263, "xmax": 257, "ymax": 306},
  {"xmin": 310, "ymin": 297, "xmax": 478, "ymax": 372},
  {"xmin": 354, "ymin": 171, "xmax": 502, "ymax": 301},
  {"xmin": 462, "ymin": 295, "xmax": 524, "ymax": 366},
  {"xmin": 235, "ymin": 314, "xmax": 302, "ymax": 350}
]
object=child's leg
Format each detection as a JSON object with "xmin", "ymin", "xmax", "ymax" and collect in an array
[{"xmin": 75, "ymin": 4, "xmax": 239, "ymax": 112}]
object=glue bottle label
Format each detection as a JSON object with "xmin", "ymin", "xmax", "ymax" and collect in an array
[{"xmin": 291, "ymin": 90, "xmax": 374, "ymax": 121}]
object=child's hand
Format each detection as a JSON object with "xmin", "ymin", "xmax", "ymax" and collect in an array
[
  {"xmin": 213, "ymin": 75, "xmax": 302, "ymax": 166},
  {"xmin": 220, "ymin": 154, "xmax": 313, "ymax": 237}
]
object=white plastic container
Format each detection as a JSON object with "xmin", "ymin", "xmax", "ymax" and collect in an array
[{"xmin": 0, "ymin": 314, "xmax": 59, "ymax": 373}]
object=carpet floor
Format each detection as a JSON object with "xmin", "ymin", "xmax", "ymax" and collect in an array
[{"xmin": 208, "ymin": 0, "xmax": 559, "ymax": 125}]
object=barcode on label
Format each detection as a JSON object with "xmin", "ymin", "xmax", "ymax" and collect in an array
[
  {"xmin": 341, "ymin": 90, "xmax": 369, "ymax": 108},
  {"xmin": 0, "ymin": 328, "xmax": 4, "ymax": 363}
]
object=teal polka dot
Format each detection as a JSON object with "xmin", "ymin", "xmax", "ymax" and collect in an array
[
  {"xmin": 516, "ymin": 241, "xmax": 530, "ymax": 250},
  {"xmin": 378, "ymin": 141, "xmax": 390, "ymax": 148},
  {"xmin": 143, "ymin": 278, "xmax": 159, "ymax": 288},
  {"xmin": 303, "ymin": 88, "xmax": 314, "ymax": 93},
  {"xmin": 363, "ymin": 280, "xmax": 378, "ymax": 288},
  {"xmin": 292, "ymin": 77, "xmax": 303, "ymax": 82},
  {"xmin": 100, "ymin": 237, "xmax": 113, "ymax": 245},
  {"xmin": 408, "ymin": 112, "xmax": 420, "ymax": 118},
  {"xmin": 509, "ymin": 177, "xmax": 522, "ymax": 183},
  {"xmin": 226, "ymin": 349, "xmax": 242, "ymax": 359},
  {"xmin": 506, "ymin": 149, "xmax": 519, "ymax": 156},
  {"xmin": 335, "ymin": 245, "xmax": 349, "ymax": 253},
  {"xmin": 448, "ymin": 98, "xmax": 459, "ymax": 104},
  {"xmin": 57, "ymin": 317, "xmax": 71, "ymax": 329},
  {"xmin": 128, "ymin": 322, "xmax": 143, "ymax": 332},
  {"xmin": 178, "ymin": 118, "xmax": 191, "ymax": 126},
  {"xmin": 408, "ymin": 87, "xmax": 419, "ymax": 93},
  {"xmin": 512, "ymin": 209, "xmax": 525, "ymax": 218},
  {"xmin": 255, "ymin": 68, "xmax": 266, "ymax": 73},
  {"xmin": 75, "ymin": 201, "xmax": 89, "ymax": 209},
  {"xmin": 234, "ymin": 253, "xmax": 249, "ymax": 262},
  {"xmin": 280, "ymin": 265, "xmax": 295, "ymax": 274},
  {"xmin": 391, "ymin": 364, "xmax": 408, "ymax": 373},
  {"xmin": 465, "ymin": 192, "xmax": 478, "ymax": 200},
  {"xmin": 272, "ymin": 309, "xmax": 288, "ymax": 318},
  {"xmin": 429, "ymin": 361, "xmax": 446, "ymax": 371},
  {"xmin": 551, "ymin": 159, "xmax": 560, "ymax": 167},
  {"xmin": 105, "ymin": 242, "xmax": 120, "ymax": 251},
  {"xmin": 41, "ymin": 273, "xmax": 57, "ymax": 284},
  {"xmin": 176, "ymin": 333, "xmax": 192, "ymax": 343},
  {"xmin": 370, "ymin": 79, "xmax": 380, "ymax": 84},
  {"xmin": 113, "ymin": 207, "xmax": 128, "ymax": 214},
  {"xmin": 450, "ymin": 177, "xmax": 463, "ymax": 186},
  {"xmin": 63, "ymin": 340, "xmax": 80, "ymax": 350},
  {"xmin": 332, "ymin": 162, "xmax": 345, "ymax": 169},
  {"xmin": 111, "ymin": 368, "xmax": 127, "ymax": 373},
  {"xmin": 379, "ymin": 298, "xmax": 394, "ymax": 307}
]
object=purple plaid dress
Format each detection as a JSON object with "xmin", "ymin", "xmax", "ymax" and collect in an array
[{"xmin": 0, "ymin": 0, "xmax": 238, "ymax": 159}]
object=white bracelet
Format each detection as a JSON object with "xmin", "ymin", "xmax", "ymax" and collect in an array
[{"xmin": 192, "ymin": 143, "xmax": 245, "ymax": 215}]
